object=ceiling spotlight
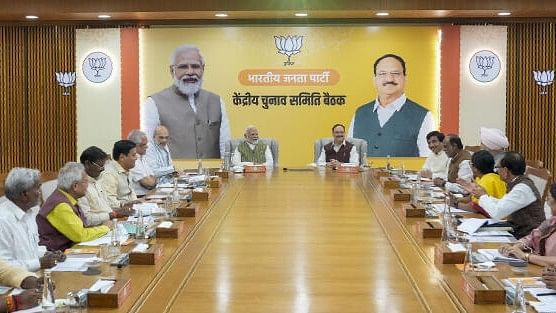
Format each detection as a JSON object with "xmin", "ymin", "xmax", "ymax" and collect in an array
[
  {"xmin": 295, "ymin": 12, "xmax": 308, "ymax": 17},
  {"xmin": 25, "ymin": 15, "xmax": 39, "ymax": 19},
  {"xmin": 497, "ymin": 12, "xmax": 511, "ymax": 16},
  {"xmin": 98, "ymin": 14, "xmax": 111, "ymax": 19},
  {"xmin": 376, "ymin": 12, "xmax": 389, "ymax": 16},
  {"xmin": 215, "ymin": 13, "xmax": 228, "ymax": 17}
]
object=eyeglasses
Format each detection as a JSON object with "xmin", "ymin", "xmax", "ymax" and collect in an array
[
  {"xmin": 172, "ymin": 63, "xmax": 203, "ymax": 71},
  {"xmin": 376, "ymin": 71, "xmax": 403, "ymax": 79},
  {"xmin": 91, "ymin": 161, "xmax": 105, "ymax": 171}
]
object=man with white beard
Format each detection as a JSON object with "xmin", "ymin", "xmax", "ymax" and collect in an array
[{"xmin": 141, "ymin": 45, "xmax": 231, "ymax": 159}]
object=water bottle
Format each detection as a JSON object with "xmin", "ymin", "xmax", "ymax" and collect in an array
[
  {"xmin": 41, "ymin": 270, "xmax": 56, "ymax": 312},
  {"xmin": 172, "ymin": 177, "xmax": 180, "ymax": 202},
  {"xmin": 464, "ymin": 243, "xmax": 475, "ymax": 273},
  {"xmin": 135, "ymin": 209, "xmax": 146, "ymax": 241},
  {"xmin": 512, "ymin": 279, "xmax": 526, "ymax": 313},
  {"xmin": 110, "ymin": 219, "xmax": 121, "ymax": 258},
  {"xmin": 385, "ymin": 155, "xmax": 392, "ymax": 171},
  {"xmin": 441, "ymin": 201, "xmax": 453, "ymax": 242},
  {"xmin": 197, "ymin": 158, "xmax": 203, "ymax": 174}
]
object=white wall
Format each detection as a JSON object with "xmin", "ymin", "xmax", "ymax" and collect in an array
[
  {"xmin": 459, "ymin": 26, "xmax": 507, "ymax": 145},
  {"xmin": 76, "ymin": 29, "xmax": 121, "ymax": 158}
]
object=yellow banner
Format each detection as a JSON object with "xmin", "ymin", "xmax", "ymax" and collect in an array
[{"xmin": 140, "ymin": 26, "xmax": 440, "ymax": 166}]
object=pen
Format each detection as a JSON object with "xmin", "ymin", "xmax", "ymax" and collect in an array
[{"xmin": 536, "ymin": 292, "xmax": 556, "ymax": 296}]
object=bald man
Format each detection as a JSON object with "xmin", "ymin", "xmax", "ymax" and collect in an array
[
  {"xmin": 145, "ymin": 126, "xmax": 175, "ymax": 183},
  {"xmin": 231, "ymin": 125, "xmax": 273, "ymax": 168}
]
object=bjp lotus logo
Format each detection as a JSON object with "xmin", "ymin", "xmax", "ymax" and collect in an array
[
  {"xmin": 533, "ymin": 70, "xmax": 555, "ymax": 95},
  {"xmin": 274, "ymin": 35, "xmax": 303, "ymax": 66}
]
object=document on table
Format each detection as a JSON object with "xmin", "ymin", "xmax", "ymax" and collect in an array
[
  {"xmin": 431, "ymin": 204, "xmax": 470, "ymax": 214},
  {"xmin": 80, "ymin": 231, "xmax": 128, "ymax": 246},
  {"xmin": 457, "ymin": 218, "xmax": 487, "ymax": 234},
  {"xmin": 50, "ymin": 256, "xmax": 98, "ymax": 272},
  {"xmin": 89, "ymin": 279, "xmax": 115, "ymax": 294},
  {"xmin": 478, "ymin": 249, "xmax": 522, "ymax": 263},
  {"xmin": 133, "ymin": 203, "xmax": 166, "ymax": 216}
]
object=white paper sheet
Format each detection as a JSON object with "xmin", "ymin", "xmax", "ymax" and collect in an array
[{"xmin": 457, "ymin": 218, "xmax": 487, "ymax": 234}]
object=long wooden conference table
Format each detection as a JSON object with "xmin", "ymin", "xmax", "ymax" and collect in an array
[{"xmin": 49, "ymin": 169, "xmax": 539, "ymax": 313}]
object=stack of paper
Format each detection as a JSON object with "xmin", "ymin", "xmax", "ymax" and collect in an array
[
  {"xmin": 89, "ymin": 279, "xmax": 115, "ymax": 294},
  {"xmin": 50, "ymin": 256, "xmax": 99, "ymax": 272},
  {"xmin": 477, "ymin": 249, "xmax": 522, "ymax": 263}
]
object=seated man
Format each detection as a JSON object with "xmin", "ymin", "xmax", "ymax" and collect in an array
[
  {"xmin": 37, "ymin": 162, "xmax": 110, "ymax": 251},
  {"xmin": 433, "ymin": 134, "xmax": 473, "ymax": 192},
  {"xmin": 480, "ymin": 127, "xmax": 509, "ymax": 166},
  {"xmin": 0, "ymin": 168, "xmax": 64, "ymax": 271},
  {"xmin": 420, "ymin": 131, "xmax": 449, "ymax": 179},
  {"xmin": 128, "ymin": 130, "xmax": 156, "ymax": 196},
  {"xmin": 145, "ymin": 126, "xmax": 175, "ymax": 184},
  {"xmin": 79, "ymin": 146, "xmax": 132, "ymax": 226},
  {"xmin": 470, "ymin": 151, "xmax": 545, "ymax": 239},
  {"xmin": 317, "ymin": 123, "xmax": 359, "ymax": 168},
  {"xmin": 232, "ymin": 125, "xmax": 273, "ymax": 168},
  {"xmin": 99, "ymin": 140, "xmax": 139, "ymax": 208}
]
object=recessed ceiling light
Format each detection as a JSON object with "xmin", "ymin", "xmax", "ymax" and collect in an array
[
  {"xmin": 376, "ymin": 12, "xmax": 389, "ymax": 16},
  {"xmin": 215, "ymin": 13, "xmax": 228, "ymax": 17},
  {"xmin": 497, "ymin": 12, "xmax": 511, "ymax": 16},
  {"xmin": 98, "ymin": 14, "xmax": 111, "ymax": 19},
  {"xmin": 25, "ymin": 15, "xmax": 39, "ymax": 20},
  {"xmin": 295, "ymin": 12, "xmax": 308, "ymax": 17}
]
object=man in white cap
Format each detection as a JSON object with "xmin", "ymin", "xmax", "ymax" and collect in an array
[{"xmin": 480, "ymin": 127, "xmax": 509, "ymax": 166}]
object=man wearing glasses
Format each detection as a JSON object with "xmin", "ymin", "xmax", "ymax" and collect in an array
[
  {"xmin": 78, "ymin": 146, "xmax": 133, "ymax": 226},
  {"xmin": 141, "ymin": 44, "xmax": 231, "ymax": 159},
  {"xmin": 348, "ymin": 54, "xmax": 435, "ymax": 157}
]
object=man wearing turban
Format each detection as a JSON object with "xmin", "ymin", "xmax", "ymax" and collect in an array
[{"xmin": 480, "ymin": 127, "xmax": 509, "ymax": 166}]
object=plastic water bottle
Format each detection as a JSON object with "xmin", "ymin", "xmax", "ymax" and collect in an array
[
  {"xmin": 512, "ymin": 279, "xmax": 526, "ymax": 313},
  {"xmin": 109, "ymin": 219, "xmax": 121, "ymax": 258},
  {"xmin": 385, "ymin": 155, "xmax": 392, "ymax": 171},
  {"xmin": 464, "ymin": 243, "xmax": 475, "ymax": 273},
  {"xmin": 41, "ymin": 270, "xmax": 56, "ymax": 312},
  {"xmin": 197, "ymin": 158, "xmax": 203, "ymax": 174},
  {"xmin": 135, "ymin": 209, "xmax": 146, "ymax": 240}
]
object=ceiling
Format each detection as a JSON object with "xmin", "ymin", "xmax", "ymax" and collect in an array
[{"xmin": 0, "ymin": 0, "xmax": 554, "ymax": 24}]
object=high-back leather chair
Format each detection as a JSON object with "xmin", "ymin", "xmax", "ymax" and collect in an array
[
  {"xmin": 313, "ymin": 138, "xmax": 368, "ymax": 166},
  {"xmin": 225, "ymin": 138, "xmax": 279, "ymax": 167},
  {"xmin": 525, "ymin": 166, "xmax": 552, "ymax": 204}
]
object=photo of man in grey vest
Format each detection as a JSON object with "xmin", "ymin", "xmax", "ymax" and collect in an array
[
  {"xmin": 141, "ymin": 44, "xmax": 231, "ymax": 159},
  {"xmin": 347, "ymin": 54, "xmax": 435, "ymax": 157}
]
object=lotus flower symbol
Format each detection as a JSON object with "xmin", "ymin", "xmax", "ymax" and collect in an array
[
  {"xmin": 533, "ymin": 70, "xmax": 555, "ymax": 95},
  {"xmin": 55, "ymin": 71, "xmax": 76, "ymax": 96},
  {"xmin": 274, "ymin": 35, "xmax": 303, "ymax": 66},
  {"xmin": 475, "ymin": 56, "xmax": 495, "ymax": 77},
  {"xmin": 88, "ymin": 57, "xmax": 107, "ymax": 77}
]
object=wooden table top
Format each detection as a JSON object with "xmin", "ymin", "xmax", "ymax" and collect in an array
[{"xmin": 50, "ymin": 169, "xmax": 539, "ymax": 312}]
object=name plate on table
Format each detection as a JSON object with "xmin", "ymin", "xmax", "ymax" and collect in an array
[
  {"xmin": 129, "ymin": 244, "xmax": 164, "ymax": 265},
  {"xmin": 463, "ymin": 274, "xmax": 505, "ymax": 304},
  {"xmin": 403, "ymin": 203, "xmax": 426, "ymax": 217},
  {"xmin": 373, "ymin": 168, "xmax": 390, "ymax": 178},
  {"xmin": 88, "ymin": 277, "xmax": 131, "ymax": 308},
  {"xmin": 156, "ymin": 221, "xmax": 186, "ymax": 238},
  {"xmin": 391, "ymin": 189, "xmax": 411, "ymax": 201},
  {"xmin": 176, "ymin": 203, "xmax": 198, "ymax": 217},
  {"xmin": 192, "ymin": 188, "xmax": 209, "ymax": 201},
  {"xmin": 244, "ymin": 165, "xmax": 266, "ymax": 173},
  {"xmin": 337, "ymin": 164, "xmax": 359, "ymax": 173},
  {"xmin": 215, "ymin": 170, "xmax": 230, "ymax": 179},
  {"xmin": 417, "ymin": 221, "xmax": 443, "ymax": 238},
  {"xmin": 380, "ymin": 176, "xmax": 400, "ymax": 189},
  {"xmin": 208, "ymin": 176, "xmax": 221, "ymax": 188},
  {"xmin": 434, "ymin": 242, "xmax": 466, "ymax": 264}
]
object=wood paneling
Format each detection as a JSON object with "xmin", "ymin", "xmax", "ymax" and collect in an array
[
  {"xmin": 507, "ymin": 23, "xmax": 556, "ymax": 179},
  {"xmin": 0, "ymin": 25, "xmax": 75, "ymax": 172}
]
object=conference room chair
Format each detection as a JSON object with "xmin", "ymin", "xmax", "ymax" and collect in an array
[
  {"xmin": 464, "ymin": 145, "xmax": 481, "ymax": 154},
  {"xmin": 40, "ymin": 171, "xmax": 59, "ymax": 204},
  {"xmin": 225, "ymin": 138, "xmax": 279, "ymax": 168},
  {"xmin": 313, "ymin": 137, "xmax": 368, "ymax": 167},
  {"xmin": 526, "ymin": 159, "xmax": 544, "ymax": 168},
  {"xmin": 525, "ymin": 166, "xmax": 552, "ymax": 218}
]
